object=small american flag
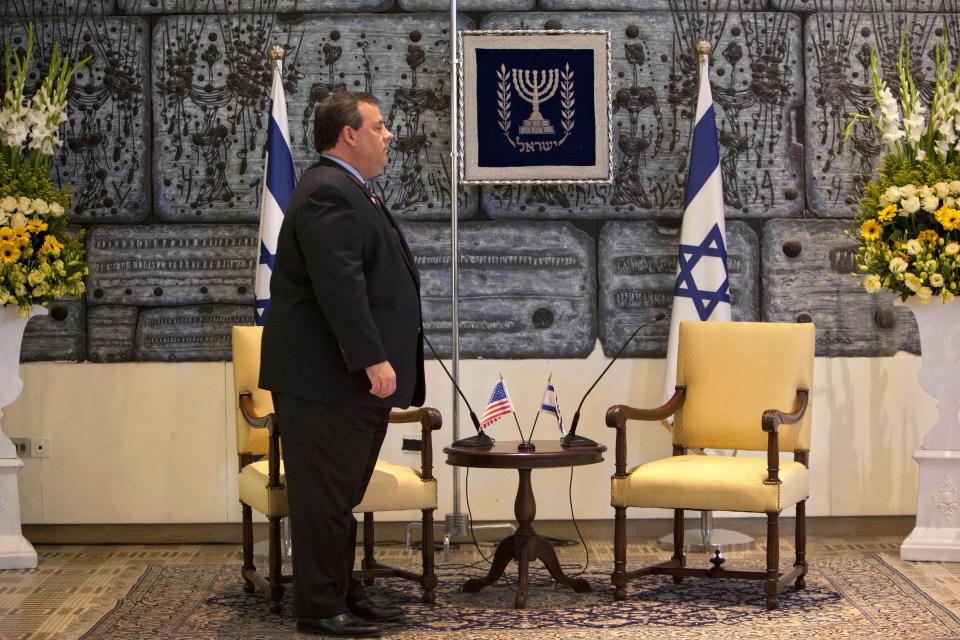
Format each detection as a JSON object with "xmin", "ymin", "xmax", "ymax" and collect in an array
[{"xmin": 480, "ymin": 381, "xmax": 513, "ymax": 430}]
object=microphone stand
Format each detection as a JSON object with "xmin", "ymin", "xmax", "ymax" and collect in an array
[
  {"xmin": 422, "ymin": 334, "xmax": 494, "ymax": 448},
  {"xmin": 561, "ymin": 312, "xmax": 666, "ymax": 448}
]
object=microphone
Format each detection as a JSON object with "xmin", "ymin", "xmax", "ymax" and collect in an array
[
  {"xmin": 421, "ymin": 333, "xmax": 494, "ymax": 449},
  {"xmin": 561, "ymin": 312, "xmax": 666, "ymax": 448}
]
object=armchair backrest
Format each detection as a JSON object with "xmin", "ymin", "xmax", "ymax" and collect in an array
[
  {"xmin": 231, "ymin": 325, "xmax": 273, "ymax": 457},
  {"xmin": 674, "ymin": 321, "xmax": 815, "ymax": 453}
]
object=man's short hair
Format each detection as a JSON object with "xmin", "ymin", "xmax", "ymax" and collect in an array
[{"xmin": 313, "ymin": 91, "xmax": 379, "ymax": 153}]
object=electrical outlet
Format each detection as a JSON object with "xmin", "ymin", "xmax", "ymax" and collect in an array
[
  {"xmin": 31, "ymin": 437, "xmax": 50, "ymax": 458},
  {"xmin": 10, "ymin": 437, "xmax": 30, "ymax": 457}
]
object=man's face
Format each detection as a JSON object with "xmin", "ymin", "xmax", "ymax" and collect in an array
[{"xmin": 351, "ymin": 101, "xmax": 393, "ymax": 180}]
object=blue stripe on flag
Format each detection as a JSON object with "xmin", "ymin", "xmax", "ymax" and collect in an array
[
  {"xmin": 259, "ymin": 243, "xmax": 276, "ymax": 270},
  {"xmin": 682, "ymin": 103, "xmax": 720, "ymax": 206},
  {"xmin": 265, "ymin": 108, "xmax": 295, "ymax": 214}
]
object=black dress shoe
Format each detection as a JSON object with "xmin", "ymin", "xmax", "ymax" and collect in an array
[
  {"xmin": 296, "ymin": 612, "xmax": 380, "ymax": 637},
  {"xmin": 347, "ymin": 597, "xmax": 404, "ymax": 622}
]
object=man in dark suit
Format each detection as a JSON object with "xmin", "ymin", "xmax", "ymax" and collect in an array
[{"xmin": 259, "ymin": 91, "xmax": 424, "ymax": 638}]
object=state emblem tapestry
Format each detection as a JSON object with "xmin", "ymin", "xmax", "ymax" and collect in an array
[{"xmin": 459, "ymin": 31, "xmax": 611, "ymax": 184}]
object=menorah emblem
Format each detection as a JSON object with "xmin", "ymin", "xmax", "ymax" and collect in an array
[{"xmin": 512, "ymin": 68, "xmax": 560, "ymax": 135}]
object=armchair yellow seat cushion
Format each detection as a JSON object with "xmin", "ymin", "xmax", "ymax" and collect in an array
[
  {"xmin": 611, "ymin": 455, "xmax": 809, "ymax": 513},
  {"xmin": 239, "ymin": 458, "xmax": 438, "ymax": 518}
]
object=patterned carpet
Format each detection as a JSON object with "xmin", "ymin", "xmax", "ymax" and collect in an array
[{"xmin": 80, "ymin": 555, "xmax": 960, "ymax": 639}]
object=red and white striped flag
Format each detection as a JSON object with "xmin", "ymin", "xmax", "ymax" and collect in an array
[{"xmin": 480, "ymin": 380, "xmax": 514, "ymax": 430}]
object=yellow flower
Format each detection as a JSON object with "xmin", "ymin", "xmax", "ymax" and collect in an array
[
  {"xmin": 40, "ymin": 234, "xmax": 63, "ymax": 257},
  {"xmin": 918, "ymin": 229, "xmax": 940, "ymax": 245},
  {"xmin": 877, "ymin": 204, "xmax": 897, "ymax": 222},
  {"xmin": 11, "ymin": 227, "xmax": 29, "ymax": 246},
  {"xmin": 0, "ymin": 241, "xmax": 20, "ymax": 263},
  {"xmin": 860, "ymin": 219, "xmax": 882, "ymax": 240},
  {"xmin": 863, "ymin": 274, "xmax": 882, "ymax": 293},
  {"xmin": 936, "ymin": 206, "xmax": 960, "ymax": 231},
  {"xmin": 0, "ymin": 227, "xmax": 12, "ymax": 243},
  {"xmin": 25, "ymin": 218, "xmax": 47, "ymax": 233}
]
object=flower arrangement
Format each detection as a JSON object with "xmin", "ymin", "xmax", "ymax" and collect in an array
[
  {"xmin": 846, "ymin": 30, "xmax": 960, "ymax": 304},
  {"xmin": 0, "ymin": 26, "xmax": 87, "ymax": 316}
]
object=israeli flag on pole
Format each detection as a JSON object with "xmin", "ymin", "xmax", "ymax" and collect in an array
[
  {"xmin": 661, "ymin": 43, "xmax": 731, "ymax": 407},
  {"xmin": 254, "ymin": 51, "xmax": 295, "ymax": 325},
  {"xmin": 539, "ymin": 381, "xmax": 564, "ymax": 435}
]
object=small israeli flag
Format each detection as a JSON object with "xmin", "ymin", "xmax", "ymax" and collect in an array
[
  {"xmin": 254, "ymin": 51, "xmax": 295, "ymax": 325},
  {"xmin": 661, "ymin": 43, "xmax": 732, "ymax": 407},
  {"xmin": 539, "ymin": 381, "xmax": 564, "ymax": 435}
]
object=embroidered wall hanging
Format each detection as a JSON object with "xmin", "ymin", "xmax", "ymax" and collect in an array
[{"xmin": 459, "ymin": 30, "xmax": 612, "ymax": 184}]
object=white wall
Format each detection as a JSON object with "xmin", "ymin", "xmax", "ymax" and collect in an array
[{"xmin": 2, "ymin": 346, "xmax": 935, "ymax": 524}]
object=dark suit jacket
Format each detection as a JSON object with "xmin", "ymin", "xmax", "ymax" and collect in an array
[{"xmin": 259, "ymin": 157, "xmax": 425, "ymax": 408}]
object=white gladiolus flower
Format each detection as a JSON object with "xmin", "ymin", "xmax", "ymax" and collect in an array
[
  {"xmin": 864, "ymin": 274, "xmax": 882, "ymax": 293},
  {"xmin": 900, "ymin": 184, "xmax": 918, "ymax": 198},
  {"xmin": 936, "ymin": 140, "xmax": 951, "ymax": 159},
  {"xmin": 917, "ymin": 149, "xmax": 927, "ymax": 161},
  {"xmin": 885, "ymin": 186, "xmax": 902, "ymax": 202},
  {"xmin": 930, "ymin": 273, "xmax": 945, "ymax": 287},
  {"xmin": 907, "ymin": 239, "xmax": 923, "ymax": 254},
  {"xmin": 889, "ymin": 257, "xmax": 909, "ymax": 273},
  {"xmin": 901, "ymin": 195, "xmax": 921, "ymax": 214},
  {"xmin": 922, "ymin": 194, "xmax": 940, "ymax": 212},
  {"xmin": 945, "ymin": 242, "xmax": 960, "ymax": 255}
]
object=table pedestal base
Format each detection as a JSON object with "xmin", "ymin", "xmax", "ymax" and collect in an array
[{"xmin": 462, "ymin": 468, "xmax": 591, "ymax": 608}]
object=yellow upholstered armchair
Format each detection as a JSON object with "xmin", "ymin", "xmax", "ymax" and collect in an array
[
  {"xmin": 231, "ymin": 326, "xmax": 442, "ymax": 614},
  {"xmin": 607, "ymin": 321, "xmax": 815, "ymax": 610}
]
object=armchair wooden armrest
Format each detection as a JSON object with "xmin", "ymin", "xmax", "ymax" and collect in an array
[
  {"xmin": 761, "ymin": 389, "xmax": 809, "ymax": 485},
  {"xmin": 389, "ymin": 407, "xmax": 443, "ymax": 482},
  {"xmin": 606, "ymin": 387, "xmax": 686, "ymax": 475},
  {"xmin": 238, "ymin": 392, "xmax": 282, "ymax": 489}
]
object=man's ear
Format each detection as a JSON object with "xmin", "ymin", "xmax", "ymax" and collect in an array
[{"xmin": 340, "ymin": 125, "xmax": 357, "ymax": 147}]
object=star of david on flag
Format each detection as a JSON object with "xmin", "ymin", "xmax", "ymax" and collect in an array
[
  {"xmin": 661, "ymin": 45, "xmax": 732, "ymax": 408},
  {"xmin": 254, "ymin": 53, "xmax": 295, "ymax": 325},
  {"xmin": 480, "ymin": 380, "xmax": 514, "ymax": 430}
]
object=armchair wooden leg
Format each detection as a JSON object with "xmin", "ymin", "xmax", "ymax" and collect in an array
[
  {"xmin": 794, "ymin": 500, "xmax": 807, "ymax": 590},
  {"xmin": 765, "ymin": 512, "xmax": 780, "ymax": 611},
  {"xmin": 672, "ymin": 508, "xmax": 685, "ymax": 584},
  {"xmin": 241, "ymin": 503, "xmax": 255, "ymax": 594},
  {"xmin": 421, "ymin": 508, "xmax": 437, "ymax": 604},
  {"xmin": 269, "ymin": 515, "xmax": 284, "ymax": 614},
  {"xmin": 362, "ymin": 512, "xmax": 375, "ymax": 587},
  {"xmin": 612, "ymin": 506, "xmax": 627, "ymax": 601}
]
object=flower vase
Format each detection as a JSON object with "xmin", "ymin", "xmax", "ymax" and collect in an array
[
  {"xmin": 899, "ymin": 297, "xmax": 960, "ymax": 562},
  {"xmin": 0, "ymin": 304, "xmax": 46, "ymax": 570}
]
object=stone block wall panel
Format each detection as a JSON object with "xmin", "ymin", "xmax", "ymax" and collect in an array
[
  {"xmin": 135, "ymin": 304, "xmax": 253, "ymax": 361},
  {"xmin": 479, "ymin": 11, "xmax": 803, "ymax": 220},
  {"xmin": 0, "ymin": 0, "xmax": 114, "ymax": 15},
  {"xmin": 21, "ymin": 299, "xmax": 86, "ymax": 361},
  {"xmin": 0, "ymin": 18, "xmax": 150, "ymax": 222},
  {"xmin": 85, "ymin": 224, "xmax": 257, "ymax": 307},
  {"xmin": 598, "ymin": 220, "xmax": 759, "ymax": 357},
  {"xmin": 87, "ymin": 305, "xmax": 138, "ymax": 361},
  {"xmin": 761, "ymin": 218, "xmax": 918, "ymax": 356},
  {"xmin": 152, "ymin": 12, "xmax": 477, "ymax": 223},
  {"xmin": 119, "ymin": 0, "xmax": 391, "ymax": 13},
  {"xmin": 404, "ymin": 221, "xmax": 596, "ymax": 358}
]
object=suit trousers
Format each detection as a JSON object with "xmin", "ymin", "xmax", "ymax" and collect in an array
[{"xmin": 273, "ymin": 393, "xmax": 389, "ymax": 619}]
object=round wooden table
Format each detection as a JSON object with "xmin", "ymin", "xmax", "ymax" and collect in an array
[{"xmin": 444, "ymin": 440, "xmax": 606, "ymax": 608}]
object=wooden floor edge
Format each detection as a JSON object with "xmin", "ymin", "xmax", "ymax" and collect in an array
[{"xmin": 23, "ymin": 515, "xmax": 915, "ymax": 545}]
